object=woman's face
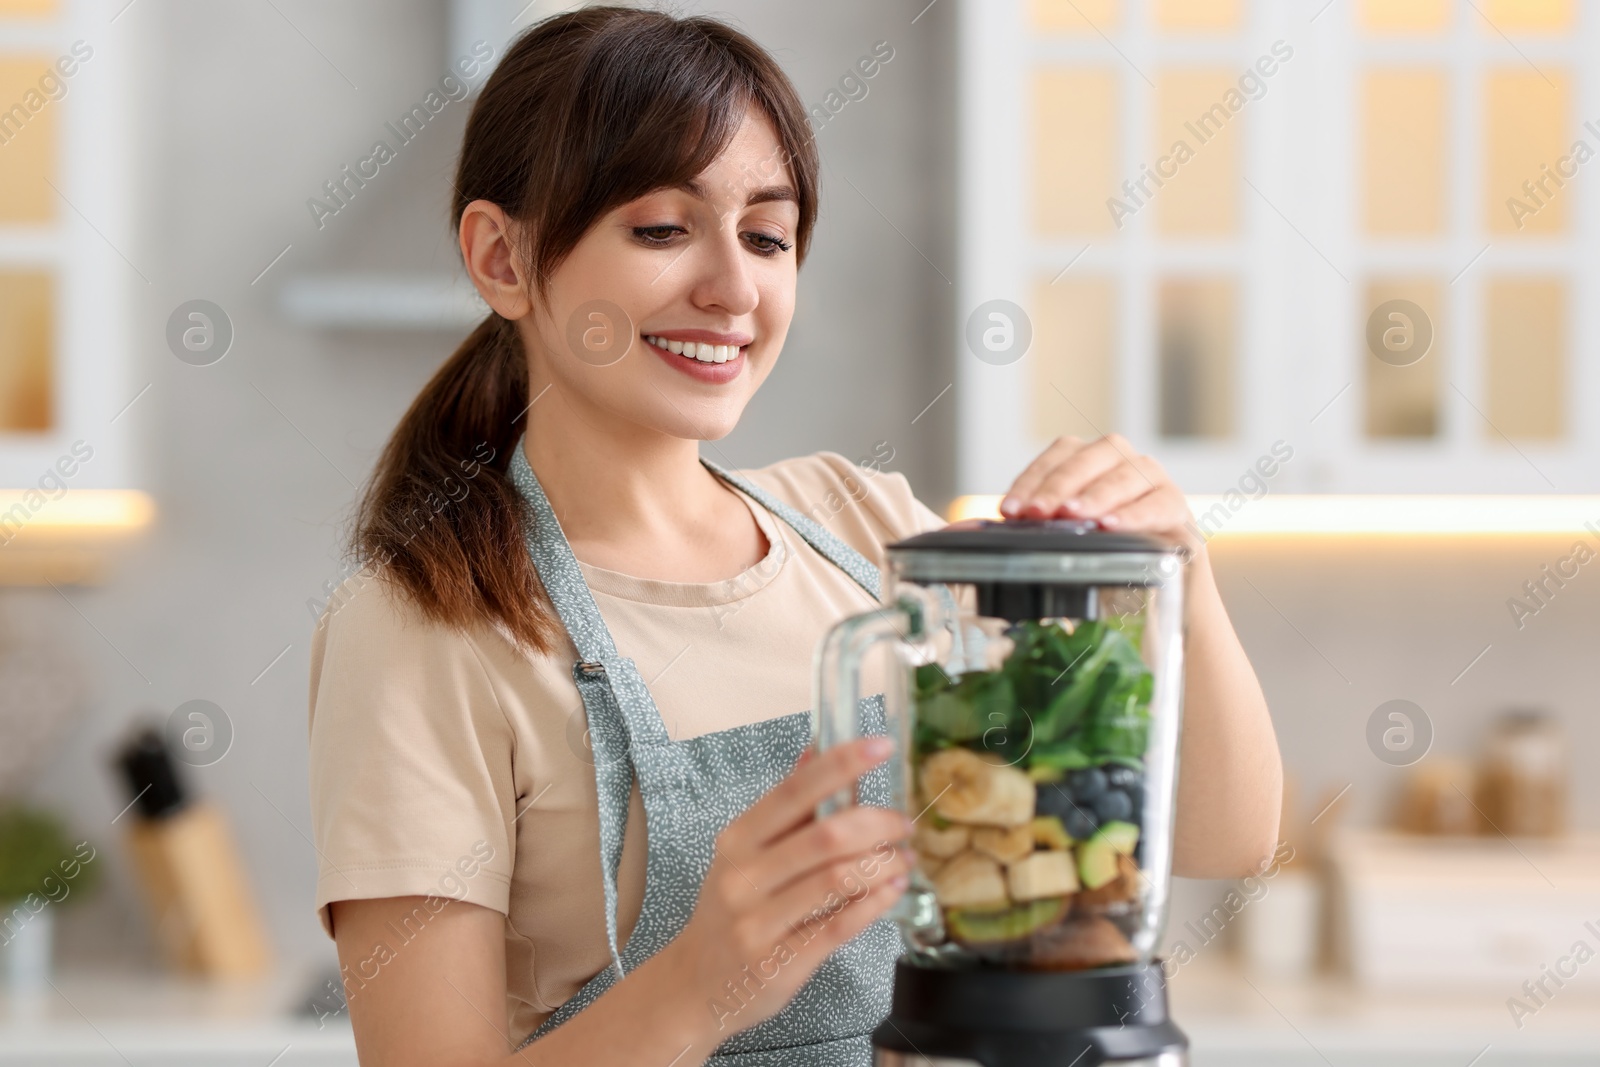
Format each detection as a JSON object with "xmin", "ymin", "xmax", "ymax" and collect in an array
[{"xmin": 526, "ymin": 107, "xmax": 800, "ymax": 442}]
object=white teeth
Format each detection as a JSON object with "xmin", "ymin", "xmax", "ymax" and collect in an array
[{"xmin": 646, "ymin": 335, "xmax": 745, "ymax": 364}]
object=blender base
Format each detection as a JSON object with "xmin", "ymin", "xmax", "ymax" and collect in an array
[
  {"xmin": 875, "ymin": 1055, "xmax": 1183, "ymax": 1067},
  {"xmin": 871, "ymin": 959, "xmax": 1188, "ymax": 1067},
  {"xmin": 875, "ymin": 1054, "xmax": 1183, "ymax": 1067}
]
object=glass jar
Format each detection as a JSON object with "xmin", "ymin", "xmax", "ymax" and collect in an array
[{"xmin": 1476, "ymin": 709, "xmax": 1566, "ymax": 837}]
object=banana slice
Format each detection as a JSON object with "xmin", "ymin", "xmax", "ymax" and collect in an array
[
  {"xmin": 919, "ymin": 748, "xmax": 1035, "ymax": 828},
  {"xmin": 913, "ymin": 822, "xmax": 972, "ymax": 860},
  {"xmin": 932, "ymin": 851, "xmax": 1010, "ymax": 909},
  {"xmin": 916, "ymin": 853, "xmax": 948, "ymax": 880},
  {"xmin": 1007, "ymin": 851, "xmax": 1080, "ymax": 902},
  {"xmin": 972, "ymin": 824, "xmax": 1035, "ymax": 865}
]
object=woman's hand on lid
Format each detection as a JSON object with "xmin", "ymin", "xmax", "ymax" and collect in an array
[
  {"xmin": 999, "ymin": 434, "xmax": 1203, "ymax": 557},
  {"xmin": 648, "ymin": 735, "xmax": 912, "ymax": 1043}
]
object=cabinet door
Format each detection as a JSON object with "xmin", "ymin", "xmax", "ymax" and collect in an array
[
  {"xmin": 957, "ymin": 0, "xmax": 1596, "ymax": 498},
  {"xmin": 0, "ymin": 2, "xmax": 144, "ymax": 577}
]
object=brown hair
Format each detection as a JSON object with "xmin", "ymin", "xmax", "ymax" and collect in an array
[{"xmin": 348, "ymin": 6, "xmax": 820, "ymax": 654}]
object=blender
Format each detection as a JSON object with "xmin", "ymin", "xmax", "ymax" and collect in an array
[{"xmin": 815, "ymin": 519, "xmax": 1189, "ymax": 1067}]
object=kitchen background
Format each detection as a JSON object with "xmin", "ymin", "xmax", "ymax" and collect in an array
[{"xmin": 0, "ymin": 0, "xmax": 1596, "ymax": 1064}]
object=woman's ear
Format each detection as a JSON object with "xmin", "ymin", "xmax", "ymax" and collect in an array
[{"xmin": 459, "ymin": 199, "xmax": 534, "ymax": 319}]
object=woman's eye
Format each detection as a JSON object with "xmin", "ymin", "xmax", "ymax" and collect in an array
[
  {"xmin": 744, "ymin": 232, "xmax": 794, "ymax": 257},
  {"xmin": 632, "ymin": 225, "xmax": 684, "ymax": 246}
]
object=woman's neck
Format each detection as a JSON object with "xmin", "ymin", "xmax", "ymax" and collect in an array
[{"xmin": 519, "ymin": 376, "xmax": 767, "ymax": 581}]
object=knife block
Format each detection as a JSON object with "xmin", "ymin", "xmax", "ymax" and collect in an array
[{"xmin": 123, "ymin": 799, "xmax": 272, "ymax": 978}]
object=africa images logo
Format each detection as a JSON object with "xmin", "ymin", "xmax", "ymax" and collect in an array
[{"xmin": 305, "ymin": 42, "xmax": 495, "ymax": 230}]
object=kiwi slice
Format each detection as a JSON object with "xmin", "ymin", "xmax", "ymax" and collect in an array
[{"xmin": 946, "ymin": 896, "xmax": 1070, "ymax": 946}]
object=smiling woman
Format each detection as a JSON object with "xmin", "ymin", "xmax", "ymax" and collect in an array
[
  {"xmin": 345, "ymin": 5, "xmax": 823, "ymax": 655},
  {"xmin": 307, "ymin": 7, "xmax": 1279, "ymax": 1067},
  {"xmin": 309, "ymin": 8, "xmax": 928, "ymax": 1067}
]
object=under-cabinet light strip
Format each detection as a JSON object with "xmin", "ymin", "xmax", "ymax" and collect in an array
[
  {"xmin": 948, "ymin": 495, "xmax": 1600, "ymax": 536},
  {"xmin": 0, "ymin": 490, "xmax": 155, "ymax": 532}
]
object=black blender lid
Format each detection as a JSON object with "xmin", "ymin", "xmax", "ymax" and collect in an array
[
  {"xmin": 886, "ymin": 519, "xmax": 1181, "ymax": 613},
  {"xmin": 889, "ymin": 518, "xmax": 1165, "ymax": 555}
]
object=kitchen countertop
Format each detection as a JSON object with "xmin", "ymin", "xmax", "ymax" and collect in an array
[
  {"xmin": 0, "ymin": 968, "xmax": 356, "ymax": 1067},
  {"xmin": 1172, "ymin": 954, "xmax": 1600, "ymax": 1067},
  {"xmin": 3, "ymin": 959, "xmax": 1596, "ymax": 1066}
]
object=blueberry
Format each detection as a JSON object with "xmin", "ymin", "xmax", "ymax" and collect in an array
[
  {"xmin": 1062, "ymin": 806, "xmax": 1099, "ymax": 842},
  {"xmin": 1038, "ymin": 783, "xmax": 1099, "ymax": 839},
  {"xmin": 1093, "ymin": 789, "xmax": 1133, "ymax": 823},
  {"xmin": 1126, "ymin": 782, "xmax": 1144, "ymax": 809},
  {"xmin": 1105, "ymin": 765, "xmax": 1141, "ymax": 790},
  {"xmin": 1069, "ymin": 768, "xmax": 1108, "ymax": 800},
  {"xmin": 1036, "ymin": 783, "xmax": 1075, "ymax": 820}
]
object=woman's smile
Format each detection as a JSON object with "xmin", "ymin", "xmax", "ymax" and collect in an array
[{"xmin": 643, "ymin": 329, "xmax": 753, "ymax": 384}]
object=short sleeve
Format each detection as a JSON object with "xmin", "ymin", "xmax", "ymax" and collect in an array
[
  {"xmin": 848, "ymin": 461, "xmax": 949, "ymax": 538},
  {"xmin": 737, "ymin": 450, "xmax": 950, "ymax": 583},
  {"xmin": 307, "ymin": 571, "xmax": 516, "ymax": 938}
]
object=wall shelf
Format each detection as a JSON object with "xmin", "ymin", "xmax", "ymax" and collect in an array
[{"xmin": 278, "ymin": 272, "xmax": 488, "ymax": 331}]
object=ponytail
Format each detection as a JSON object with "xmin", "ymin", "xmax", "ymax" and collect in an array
[{"xmin": 350, "ymin": 313, "xmax": 562, "ymax": 653}]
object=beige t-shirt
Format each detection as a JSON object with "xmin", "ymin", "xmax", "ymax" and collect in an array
[{"xmin": 307, "ymin": 451, "xmax": 945, "ymax": 1038}]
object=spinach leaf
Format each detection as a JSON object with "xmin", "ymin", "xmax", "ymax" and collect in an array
[
  {"xmin": 916, "ymin": 669, "xmax": 1015, "ymax": 749},
  {"xmin": 1080, "ymin": 664, "xmax": 1153, "ymax": 760},
  {"xmin": 1029, "ymin": 622, "xmax": 1118, "ymax": 743},
  {"xmin": 912, "ymin": 616, "xmax": 1154, "ymax": 770}
]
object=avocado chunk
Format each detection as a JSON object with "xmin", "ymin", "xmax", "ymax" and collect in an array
[
  {"xmin": 1097, "ymin": 820, "xmax": 1140, "ymax": 856},
  {"xmin": 1076, "ymin": 836, "xmax": 1119, "ymax": 891},
  {"xmin": 946, "ymin": 896, "xmax": 1071, "ymax": 947},
  {"xmin": 1077, "ymin": 822, "xmax": 1140, "ymax": 890}
]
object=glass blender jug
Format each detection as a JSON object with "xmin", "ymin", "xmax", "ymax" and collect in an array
[{"xmin": 815, "ymin": 519, "xmax": 1189, "ymax": 1066}]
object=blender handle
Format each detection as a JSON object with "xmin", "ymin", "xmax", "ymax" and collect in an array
[{"xmin": 812, "ymin": 591, "xmax": 937, "ymax": 819}]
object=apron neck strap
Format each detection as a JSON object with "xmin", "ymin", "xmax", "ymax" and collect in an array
[
  {"xmin": 507, "ymin": 438, "xmax": 620, "ymax": 664},
  {"xmin": 698, "ymin": 456, "xmax": 882, "ymax": 602},
  {"xmin": 508, "ymin": 438, "xmax": 885, "ymax": 656}
]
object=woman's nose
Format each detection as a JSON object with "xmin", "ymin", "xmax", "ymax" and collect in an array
[{"xmin": 689, "ymin": 229, "xmax": 761, "ymax": 317}]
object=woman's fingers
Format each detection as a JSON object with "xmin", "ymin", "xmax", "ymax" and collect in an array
[
  {"xmin": 1103, "ymin": 483, "xmax": 1193, "ymax": 537},
  {"xmin": 784, "ymin": 874, "xmax": 907, "ymax": 967},
  {"xmin": 1065, "ymin": 454, "xmax": 1163, "ymax": 522},
  {"xmin": 720, "ymin": 737, "xmax": 897, "ymax": 854},
  {"xmin": 1004, "ymin": 436, "xmax": 1137, "ymax": 519},
  {"xmin": 1001, "ymin": 434, "xmax": 1192, "ymax": 530},
  {"xmin": 1000, "ymin": 436, "xmax": 1083, "ymax": 516},
  {"xmin": 747, "ymin": 843, "xmax": 912, "ymax": 947},
  {"xmin": 755, "ymin": 803, "xmax": 910, "ymax": 894}
]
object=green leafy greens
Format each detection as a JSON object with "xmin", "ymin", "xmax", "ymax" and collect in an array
[{"xmin": 914, "ymin": 619, "xmax": 1152, "ymax": 772}]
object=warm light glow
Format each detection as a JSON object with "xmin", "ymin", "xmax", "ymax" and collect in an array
[
  {"xmin": 0, "ymin": 489, "xmax": 156, "ymax": 534},
  {"xmin": 948, "ymin": 494, "xmax": 1600, "ymax": 536}
]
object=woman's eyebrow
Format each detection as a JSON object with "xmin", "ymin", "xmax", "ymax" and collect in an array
[{"xmin": 676, "ymin": 177, "xmax": 798, "ymax": 207}]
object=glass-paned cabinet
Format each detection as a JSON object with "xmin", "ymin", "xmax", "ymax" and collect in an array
[
  {"xmin": 0, "ymin": 0, "xmax": 144, "ymax": 581},
  {"xmin": 958, "ymin": 0, "xmax": 1595, "ymax": 495}
]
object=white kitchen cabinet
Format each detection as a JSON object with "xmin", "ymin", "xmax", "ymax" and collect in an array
[
  {"xmin": 956, "ymin": 0, "xmax": 1600, "ymax": 497},
  {"xmin": 0, "ymin": 0, "xmax": 151, "ymax": 582}
]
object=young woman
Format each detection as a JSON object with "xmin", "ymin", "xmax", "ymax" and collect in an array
[{"xmin": 307, "ymin": 8, "xmax": 1281, "ymax": 1066}]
